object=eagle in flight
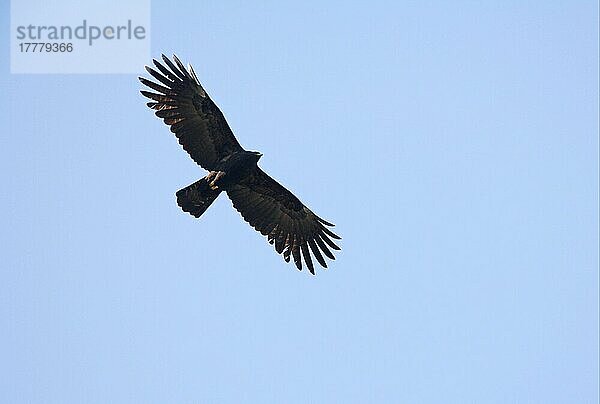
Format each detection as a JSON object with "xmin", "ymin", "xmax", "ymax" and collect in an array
[{"xmin": 139, "ymin": 55, "xmax": 340, "ymax": 274}]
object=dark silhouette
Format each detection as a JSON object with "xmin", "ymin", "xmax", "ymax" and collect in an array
[{"xmin": 139, "ymin": 55, "xmax": 340, "ymax": 274}]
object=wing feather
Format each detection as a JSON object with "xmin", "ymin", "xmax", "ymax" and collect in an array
[
  {"xmin": 308, "ymin": 238, "xmax": 327, "ymax": 268},
  {"xmin": 153, "ymin": 58, "xmax": 179, "ymax": 81},
  {"xmin": 300, "ymin": 239, "xmax": 314, "ymax": 275},
  {"xmin": 291, "ymin": 235, "xmax": 302, "ymax": 271},
  {"xmin": 145, "ymin": 66, "xmax": 174, "ymax": 86},
  {"xmin": 139, "ymin": 54, "xmax": 244, "ymax": 170},
  {"xmin": 161, "ymin": 54, "xmax": 187, "ymax": 80},
  {"xmin": 315, "ymin": 234, "xmax": 335, "ymax": 260},
  {"xmin": 320, "ymin": 231, "xmax": 342, "ymax": 251},
  {"xmin": 227, "ymin": 167, "xmax": 340, "ymax": 274}
]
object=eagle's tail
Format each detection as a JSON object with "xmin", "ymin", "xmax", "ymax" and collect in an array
[{"xmin": 176, "ymin": 177, "xmax": 222, "ymax": 218}]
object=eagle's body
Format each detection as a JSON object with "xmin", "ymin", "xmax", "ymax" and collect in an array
[
  {"xmin": 139, "ymin": 55, "xmax": 340, "ymax": 274},
  {"xmin": 208, "ymin": 150, "xmax": 263, "ymax": 189}
]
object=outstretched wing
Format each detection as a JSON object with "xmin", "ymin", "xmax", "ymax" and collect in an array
[
  {"xmin": 139, "ymin": 54, "xmax": 244, "ymax": 170},
  {"xmin": 226, "ymin": 168, "xmax": 341, "ymax": 274}
]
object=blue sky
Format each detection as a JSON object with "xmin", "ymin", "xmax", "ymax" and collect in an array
[{"xmin": 1, "ymin": 1, "xmax": 598, "ymax": 403}]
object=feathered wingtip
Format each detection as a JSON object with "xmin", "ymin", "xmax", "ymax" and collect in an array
[{"xmin": 138, "ymin": 54, "xmax": 205, "ymax": 100}]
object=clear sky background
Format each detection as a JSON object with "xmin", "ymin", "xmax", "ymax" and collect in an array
[{"xmin": 1, "ymin": 1, "xmax": 598, "ymax": 403}]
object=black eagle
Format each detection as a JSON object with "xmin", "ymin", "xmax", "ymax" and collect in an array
[{"xmin": 139, "ymin": 55, "xmax": 340, "ymax": 274}]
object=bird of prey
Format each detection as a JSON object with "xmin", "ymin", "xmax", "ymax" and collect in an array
[{"xmin": 139, "ymin": 55, "xmax": 340, "ymax": 274}]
